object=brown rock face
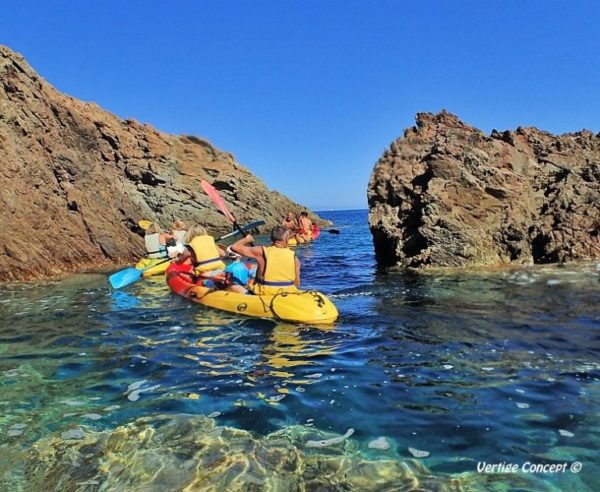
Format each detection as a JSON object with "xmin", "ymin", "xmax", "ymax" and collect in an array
[
  {"xmin": 368, "ymin": 111, "xmax": 600, "ymax": 269},
  {"xmin": 0, "ymin": 45, "xmax": 314, "ymax": 281}
]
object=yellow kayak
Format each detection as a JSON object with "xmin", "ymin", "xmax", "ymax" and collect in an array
[
  {"xmin": 288, "ymin": 236, "xmax": 311, "ymax": 247},
  {"xmin": 135, "ymin": 257, "xmax": 171, "ymax": 277},
  {"xmin": 166, "ymin": 263, "xmax": 338, "ymax": 324}
]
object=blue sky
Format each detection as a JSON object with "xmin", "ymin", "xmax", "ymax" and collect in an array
[{"xmin": 2, "ymin": 1, "xmax": 599, "ymax": 210}]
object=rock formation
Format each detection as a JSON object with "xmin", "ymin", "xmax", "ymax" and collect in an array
[
  {"xmin": 0, "ymin": 45, "xmax": 316, "ymax": 281},
  {"xmin": 368, "ymin": 111, "xmax": 600, "ymax": 269}
]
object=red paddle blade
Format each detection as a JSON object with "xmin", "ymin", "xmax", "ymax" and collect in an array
[{"xmin": 200, "ymin": 180, "xmax": 236, "ymax": 223}]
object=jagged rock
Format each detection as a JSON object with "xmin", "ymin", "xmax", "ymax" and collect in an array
[
  {"xmin": 368, "ymin": 111, "xmax": 600, "ymax": 269},
  {"xmin": 0, "ymin": 45, "xmax": 318, "ymax": 281}
]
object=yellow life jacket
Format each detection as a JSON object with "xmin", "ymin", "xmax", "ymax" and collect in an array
[
  {"xmin": 254, "ymin": 246, "xmax": 297, "ymax": 295},
  {"xmin": 188, "ymin": 235, "xmax": 225, "ymax": 272}
]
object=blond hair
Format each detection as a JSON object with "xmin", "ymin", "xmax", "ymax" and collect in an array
[
  {"xmin": 172, "ymin": 219, "xmax": 186, "ymax": 231},
  {"xmin": 185, "ymin": 224, "xmax": 207, "ymax": 243},
  {"xmin": 145, "ymin": 223, "xmax": 162, "ymax": 235}
]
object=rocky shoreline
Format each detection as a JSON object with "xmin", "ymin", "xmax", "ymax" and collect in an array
[
  {"xmin": 0, "ymin": 46, "xmax": 319, "ymax": 281},
  {"xmin": 368, "ymin": 111, "xmax": 600, "ymax": 269}
]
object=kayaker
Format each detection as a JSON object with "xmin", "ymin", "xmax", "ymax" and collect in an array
[
  {"xmin": 175, "ymin": 225, "xmax": 226, "ymax": 279},
  {"xmin": 223, "ymin": 259, "xmax": 251, "ymax": 294},
  {"xmin": 298, "ymin": 211, "xmax": 313, "ymax": 242},
  {"xmin": 281, "ymin": 211, "xmax": 298, "ymax": 232},
  {"xmin": 171, "ymin": 220, "xmax": 187, "ymax": 244},
  {"xmin": 145, "ymin": 223, "xmax": 174, "ymax": 259},
  {"xmin": 231, "ymin": 226, "xmax": 300, "ymax": 295}
]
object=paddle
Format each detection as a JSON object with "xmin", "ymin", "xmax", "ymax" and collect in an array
[
  {"xmin": 109, "ymin": 261, "xmax": 169, "ymax": 290},
  {"xmin": 138, "ymin": 219, "xmax": 153, "ymax": 230},
  {"xmin": 109, "ymin": 225, "xmax": 258, "ymax": 290},
  {"xmin": 201, "ymin": 180, "xmax": 246, "ymax": 238}
]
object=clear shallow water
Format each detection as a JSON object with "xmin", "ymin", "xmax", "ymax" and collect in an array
[{"xmin": 1, "ymin": 210, "xmax": 599, "ymax": 491}]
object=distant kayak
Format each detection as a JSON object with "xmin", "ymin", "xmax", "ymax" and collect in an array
[
  {"xmin": 288, "ymin": 224, "xmax": 321, "ymax": 246},
  {"xmin": 166, "ymin": 263, "xmax": 338, "ymax": 324}
]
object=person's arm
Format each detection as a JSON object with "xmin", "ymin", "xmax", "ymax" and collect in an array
[
  {"xmin": 231, "ymin": 235, "xmax": 262, "ymax": 259},
  {"xmin": 175, "ymin": 246, "xmax": 192, "ymax": 264},
  {"xmin": 159, "ymin": 232, "xmax": 175, "ymax": 245},
  {"xmin": 294, "ymin": 256, "xmax": 301, "ymax": 287},
  {"xmin": 216, "ymin": 244, "xmax": 227, "ymax": 257}
]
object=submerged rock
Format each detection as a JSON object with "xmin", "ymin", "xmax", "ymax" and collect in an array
[
  {"xmin": 0, "ymin": 414, "xmax": 550, "ymax": 491},
  {"xmin": 368, "ymin": 111, "xmax": 600, "ymax": 269},
  {"xmin": 0, "ymin": 45, "xmax": 322, "ymax": 281}
]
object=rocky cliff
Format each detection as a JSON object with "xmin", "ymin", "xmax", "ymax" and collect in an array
[
  {"xmin": 0, "ymin": 45, "xmax": 314, "ymax": 281},
  {"xmin": 368, "ymin": 111, "xmax": 600, "ymax": 269}
]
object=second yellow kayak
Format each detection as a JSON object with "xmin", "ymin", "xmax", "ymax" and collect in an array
[{"xmin": 135, "ymin": 257, "xmax": 171, "ymax": 277}]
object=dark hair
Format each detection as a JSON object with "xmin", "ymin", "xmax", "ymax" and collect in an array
[
  {"xmin": 300, "ymin": 211, "xmax": 309, "ymax": 217},
  {"xmin": 271, "ymin": 225, "xmax": 289, "ymax": 242}
]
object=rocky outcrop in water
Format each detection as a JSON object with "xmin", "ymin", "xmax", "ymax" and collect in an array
[
  {"xmin": 0, "ymin": 413, "xmax": 542, "ymax": 491},
  {"xmin": 0, "ymin": 45, "xmax": 316, "ymax": 281},
  {"xmin": 368, "ymin": 111, "xmax": 600, "ymax": 269}
]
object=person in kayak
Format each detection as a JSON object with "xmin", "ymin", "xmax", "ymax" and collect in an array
[
  {"xmin": 281, "ymin": 211, "xmax": 298, "ymax": 232},
  {"xmin": 223, "ymin": 258, "xmax": 252, "ymax": 294},
  {"xmin": 145, "ymin": 223, "xmax": 174, "ymax": 259},
  {"xmin": 297, "ymin": 211, "xmax": 313, "ymax": 242},
  {"xmin": 171, "ymin": 220, "xmax": 187, "ymax": 244},
  {"xmin": 231, "ymin": 225, "xmax": 300, "ymax": 295},
  {"xmin": 174, "ymin": 224, "xmax": 226, "ymax": 279}
]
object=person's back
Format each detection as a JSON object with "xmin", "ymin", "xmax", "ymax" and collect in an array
[
  {"xmin": 256, "ymin": 245, "xmax": 297, "ymax": 294},
  {"xmin": 230, "ymin": 225, "xmax": 300, "ymax": 295},
  {"xmin": 145, "ymin": 223, "xmax": 170, "ymax": 259},
  {"xmin": 175, "ymin": 224, "xmax": 226, "ymax": 278},
  {"xmin": 171, "ymin": 220, "xmax": 187, "ymax": 245}
]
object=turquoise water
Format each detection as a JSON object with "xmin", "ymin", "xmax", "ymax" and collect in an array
[{"xmin": 1, "ymin": 210, "xmax": 599, "ymax": 491}]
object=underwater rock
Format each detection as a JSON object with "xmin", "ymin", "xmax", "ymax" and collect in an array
[
  {"xmin": 60, "ymin": 427, "xmax": 84, "ymax": 440},
  {"xmin": 0, "ymin": 414, "xmax": 554, "ymax": 491},
  {"xmin": 368, "ymin": 111, "xmax": 600, "ymax": 269}
]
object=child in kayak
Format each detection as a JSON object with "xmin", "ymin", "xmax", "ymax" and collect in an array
[
  {"xmin": 223, "ymin": 258, "xmax": 252, "ymax": 294},
  {"xmin": 174, "ymin": 224, "xmax": 226, "ymax": 279}
]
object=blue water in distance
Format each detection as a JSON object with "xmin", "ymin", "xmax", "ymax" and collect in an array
[{"xmin": 0, "ymin": 209, "xmax": 599, "ymax": 490}]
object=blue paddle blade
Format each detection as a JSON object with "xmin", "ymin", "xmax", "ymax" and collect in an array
[{"xmin": 109, "ymin": 267, "xmax": 143, "ymax": 289}]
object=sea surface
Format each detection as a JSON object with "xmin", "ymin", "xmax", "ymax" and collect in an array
[{"xmin": 0, "ymin": 209, "xmax": 598, "ymax": 491}]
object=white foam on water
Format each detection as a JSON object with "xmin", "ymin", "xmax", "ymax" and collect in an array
[
  {"xmin": 128, "ymin": 391, "xmax": 141, "ymax": 402},
  {"xmin": 127, "ymin": 380, "xmax": 148, "ymax": 392},
  {"xmin": 516, "ymin": 403, "xmax": 530, "ymax": 409},
  {"xmin": 60, "ymin": 399, "xmax": 86, "ymax": 406},
  {"xmin": 558, "ymin": 429, "xmax": 574, "ymax": 437},
  {"xmin": 408, "ymin": 447, "xmax": 430, "ymax": 458},
  {"xmin": 368, "ymin": 437, "xmax": 391, "ymax": 450}
]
